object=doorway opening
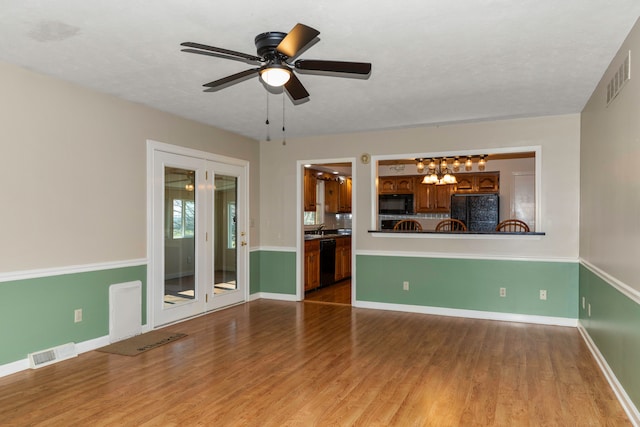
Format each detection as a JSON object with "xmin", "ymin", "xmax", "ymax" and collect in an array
[{"xmin": 302, "ymin": 161, "xmax": 353, "ymax": 305}]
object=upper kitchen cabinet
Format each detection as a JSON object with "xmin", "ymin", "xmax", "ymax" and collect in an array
[
  {"xmin": 325, "ymin": 178, "xmax": 352, "ymax": 213},
  {"xmin": 325, "ymin": 180, "xmax": 339, "ymax": 213},
  {"xmin": 379, "ymin": 176, "xmax": 414, "ymax": 194},
  {"xmin": 453, "ymin": 172, "xmax": 499, "ymax": 194},
  {"xmin": 304, "ymin": 169, "xmax": 317, "ymax": 211},
  {"xmin": 338, "ymin": 178, "xmax": 352, "ymax": 213},
  {"xmin": 415, "ymin": 180, "xmax": 452, "ymax": 213}
]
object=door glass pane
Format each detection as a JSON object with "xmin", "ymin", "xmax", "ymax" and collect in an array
[
  {"xmin": 164, "ymin": 167, "xmax": 196, "ymax": 307},
  {"xmin": 214, "ymin": 174, "xmax": 237, "ymax": 294}
]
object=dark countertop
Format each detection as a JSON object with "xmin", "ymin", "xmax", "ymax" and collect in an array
[
  {"xmin": 304, "ymin": 229, "xmax": 352, "ymax": 240},
  {"xmin": 368, "ymin": 230, "xmax": 545, "ymax": 236}
]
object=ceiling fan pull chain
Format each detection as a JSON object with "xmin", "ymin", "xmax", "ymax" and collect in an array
[
  {"xmin": 265, "ymin": 92, "xmax": 271, "ymax": 141},
  {"xmin": 282, "ymin": 93, "xmax": 286, "ymax": 146}
]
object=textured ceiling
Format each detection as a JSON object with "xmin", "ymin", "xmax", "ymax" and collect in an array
[{"xmin": 1, "ymin": 1, "xmax": 639, "ymax": 141}]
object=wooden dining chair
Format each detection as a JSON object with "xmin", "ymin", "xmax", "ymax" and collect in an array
[
  {"xmin": 435, "ymin": 219, "xmax": 467, "ymax": 232},
  {"xmin": 393, "ymin": 219, "xmax": 423, "ymax": 231},
  {"xmin": 495, "ymin": 219, "xmax": 530, "ymax": 232}
]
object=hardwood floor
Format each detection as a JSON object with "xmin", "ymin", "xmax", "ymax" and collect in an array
[
  {"xmin": 0, "ymin": 300, "xmax": 630, "ymax": 426},
  {"xmin": 305, "ymin": 279, "xmax": 352, "ymax": 305}
]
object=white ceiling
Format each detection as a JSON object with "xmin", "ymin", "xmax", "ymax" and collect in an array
[{"xmin": 1, "ymin": 1, "xmax": 639, "ymax": 141}]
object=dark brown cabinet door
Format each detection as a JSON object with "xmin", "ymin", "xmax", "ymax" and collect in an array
[
  {"xmin": 477, "ymin": 173, "xmax": 500, "ymax": 193},
  {"xmin": 434, "ymin": 185, "xmax": 452, "ymax": 213},
  {"xmin": 395, "ymin": 177, "xmax": 414, "ymax": 193},
  {"xmin": 304, "ymin": 240, "xmax": 320, "ymax": 291},
  {"xmin": 379, "ymin": 177, "xmax": 397, "ymax": 194},
  {"xmin": 325, "ymin": 180, "xmax": 339, "ymax": 213},
  {"xmin": 415, "ymin": 180, "xmax": 434, "ymax": 212},
  {"xmin": 334, "ymin": 237, "xmax": 352, "ymax": 282},
  {"xmin": 379, "ymin": 176, "xmax": 413, "ymax": 194},
  {"xmin": 453, "ymin": 172, "xmax": 499, "ymax": 194},
  {"xmin": 304, "ymin": 169, "xmax": 317, "ymax": 211},
  {"xmin": 415, "ymin": 179, "xmax": 452, "ymax": 213},
  {"xmin": 338, "ymin": 178, "xmax": 352, "ymax": 213},
  {"xmin": 453, "ymin": 175, "xmax": 475, "ymax": 193}
]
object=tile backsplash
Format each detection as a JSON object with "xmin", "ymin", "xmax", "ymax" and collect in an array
[{"xmin": 324, "ymin": 213, "xmax": 352, "ymax": 230}]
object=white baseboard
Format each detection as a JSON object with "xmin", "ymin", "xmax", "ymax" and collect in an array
[
  {"xmin": 578, "ymin": 323, "xmax": 640, "ymax": 426},
  {"xmin": 0, "ymin": 358, "xmax": 29, "ymax": 378},
  {"xmin": 0, "ymin": 333, "xmax": 112, "ymax": 379},
  {"xmin": 353, "ymin": 300, "xmax": 578, "ymax": 327},
  {"xmin": 250, "ymin": 292, "xmax": 298, "ymax": 302},
  {"xmin": 0, "ymin": 324, "xmax": 154, "ymax": 379}
]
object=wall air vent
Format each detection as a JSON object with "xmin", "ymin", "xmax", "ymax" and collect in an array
[
  {"xmin": 607, "ymin": 50, "xmax": 631, "ymax": 105},
  {"xmin": 28, "ymin": 342, "xmax": 77, "ymax": 369}
]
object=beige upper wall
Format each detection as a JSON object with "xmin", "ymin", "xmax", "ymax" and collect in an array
[
  {"xmin": 581, "ymin": 18, "xmax": 640, "ymax": 290},
  {"xmin": 260, "ymin": 114, "xmax": 580, "ymax": 259},
  {"xmin": 0, "ymin": 61, "xmax": 259, "ymax": 273}
]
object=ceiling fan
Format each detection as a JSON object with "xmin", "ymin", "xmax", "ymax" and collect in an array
[{"xmin": 181, "ymin": 23, "xmax": 372, "ymax": 101}]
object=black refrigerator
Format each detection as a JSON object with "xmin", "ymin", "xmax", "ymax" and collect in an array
[{"xmin": 450, "ymin": 194, "xmax": 499, "ymax": 232}]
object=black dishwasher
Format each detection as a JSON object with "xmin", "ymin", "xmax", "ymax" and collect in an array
[{"xmin": 319, "ymin": 239, "xmax": 336, "ymax": 287}]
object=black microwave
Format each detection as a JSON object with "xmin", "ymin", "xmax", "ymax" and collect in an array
[{"xmin": 379, "ymin": 194, "xmax": 414, "ymax": 215}]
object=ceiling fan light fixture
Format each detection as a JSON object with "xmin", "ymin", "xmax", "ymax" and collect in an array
[{"xmin": 260, "ymin": 65, "xmax": 291, "ymax": 87}]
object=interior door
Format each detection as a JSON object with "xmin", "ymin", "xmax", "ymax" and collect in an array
[{"xmin": 151, "ymin": 149, "xmax": 248, "ymax": 326}]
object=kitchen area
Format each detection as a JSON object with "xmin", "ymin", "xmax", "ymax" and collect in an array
[
  {"xmin": 376, "ymin": 153, "xmax": 536, "ymax": 233},
  {"xmin": 303, "ymin": 163, "xmax": 352, "ymax": 304}
]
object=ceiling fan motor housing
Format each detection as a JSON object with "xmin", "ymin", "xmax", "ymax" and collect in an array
[{"xmin": 255, "ymin": 32, "xmax": 288, "ymax": 59}]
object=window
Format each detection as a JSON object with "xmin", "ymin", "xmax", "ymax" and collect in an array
[
  {"xmin": 227, "ymin": 202, "xmax": 236, "ymax": 249},
  {"xmin": 172, "ymin": 199, "xmax": 195, "ymax": 238},
  {"xmin": 303, "ymin": 211, "xmax": 317, "ymax": 225}
]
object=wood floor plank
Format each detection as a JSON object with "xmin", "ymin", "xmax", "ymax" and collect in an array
[{"xmin": 0, "ymin": 300, "xmax": 631, "ymax": 426}]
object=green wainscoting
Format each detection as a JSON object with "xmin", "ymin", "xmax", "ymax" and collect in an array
[
  {"xmin": 579, "ymin": 264, "xmax": 640, "ymax": 410},
  {"xmin": 0, "ymin": 265, "xmax": 146, "ymax": 365},
  {"xmin": 250, "ymin": 250, "xmax": 296, "ymax": 295},
  {"xmin": 356, "ymin": 255, "xmax": 578, "ymax": 318}
]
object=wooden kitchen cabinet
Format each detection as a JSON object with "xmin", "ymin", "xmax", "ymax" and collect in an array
[
  {"xmin": 379, "ymin": 176, "xmax": 414, "ymax": 194},
  {"xmin": 304, "ymin": 239, "xmax": 320, "ymax": 291},
  {"xmin": 325, "ymin": 180, "xmax": 339, "ymax": 213},
  {"xmin": 415, "ymin": 179, "xmax": 452, "ymax": 213},
  {"xmin": 338, "ymin": 178, "xmax": 352, "ymax": 213},
  {"xmin": 334, "ymin": 236, "xmax": 351, "ymax": 282},
  {"xmin": 477, "ymin": 173, "xmax": 500, "ymax": 193},
  {"xmin": 304, "ymin": 169, "xmax": 317, "ymax": 211},
  {"xmin": 325, "ymin": 178, "xmax": 352, "ymax": 213},
  {"xmin": 453, "ymin": 172, "xmax": 499, "ymax": 194}
]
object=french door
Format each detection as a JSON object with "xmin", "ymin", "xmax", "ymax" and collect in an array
[{"xmin": 150, "ymin": 147, "xmax": 247, "ymax": 326}]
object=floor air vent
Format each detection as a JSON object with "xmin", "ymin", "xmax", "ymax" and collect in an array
[{"xmin": 28, "ymin": 343, "xmax": 77, "ymax": 369}]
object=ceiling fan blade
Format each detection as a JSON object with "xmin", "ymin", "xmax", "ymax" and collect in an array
[
  {"xmin": 181, "ymin": 42, "xmax": 262, "ymax": 63},
  {"xmin": 294, "ymin": 60, "xmax": 372, "ymax": 75},
  {"xmin": 277, "ymin": 23, "xmax": 320, "ymax": 58},
  {"xmin": 284, "ymin": 73, "xmax": 310, "ymax": 100},
  {"xmin": 203, "ymin": 68, "xmax": 260, "ymax": 90},
  {"xmin": 181, "ymin": 48, "xmax": 257, "ymax": 64}
]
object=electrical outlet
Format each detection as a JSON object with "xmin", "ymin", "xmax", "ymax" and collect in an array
[
  {"xmin": 74, "ymin": 309, "xmax": 83, "ymax": 323},
  {"xmin": 499, "ymin": 287, "xmax": 506, "ymax": 297},
  {"xmin": 582, "ymin": 297, "xmax": 585, "ymax": 309},
  {"xmin": 539, "ymin": 290, "xmax": 547, "ymax": 300},
  {"xmin": 403, "ymin": 281, "xmax": 409, "ymax": 291},
  {"xmin": 588, "ymin": 303, "xmax": 591, "ymax": 317}
]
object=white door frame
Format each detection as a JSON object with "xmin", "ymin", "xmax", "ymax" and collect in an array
[
  {"xmin": 296, "ymin": 158, "xmax": 356, "ymax": 303},
  {"xmin": 146, "ymin": 140, "xmax": 250, "ymax": 327}
]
